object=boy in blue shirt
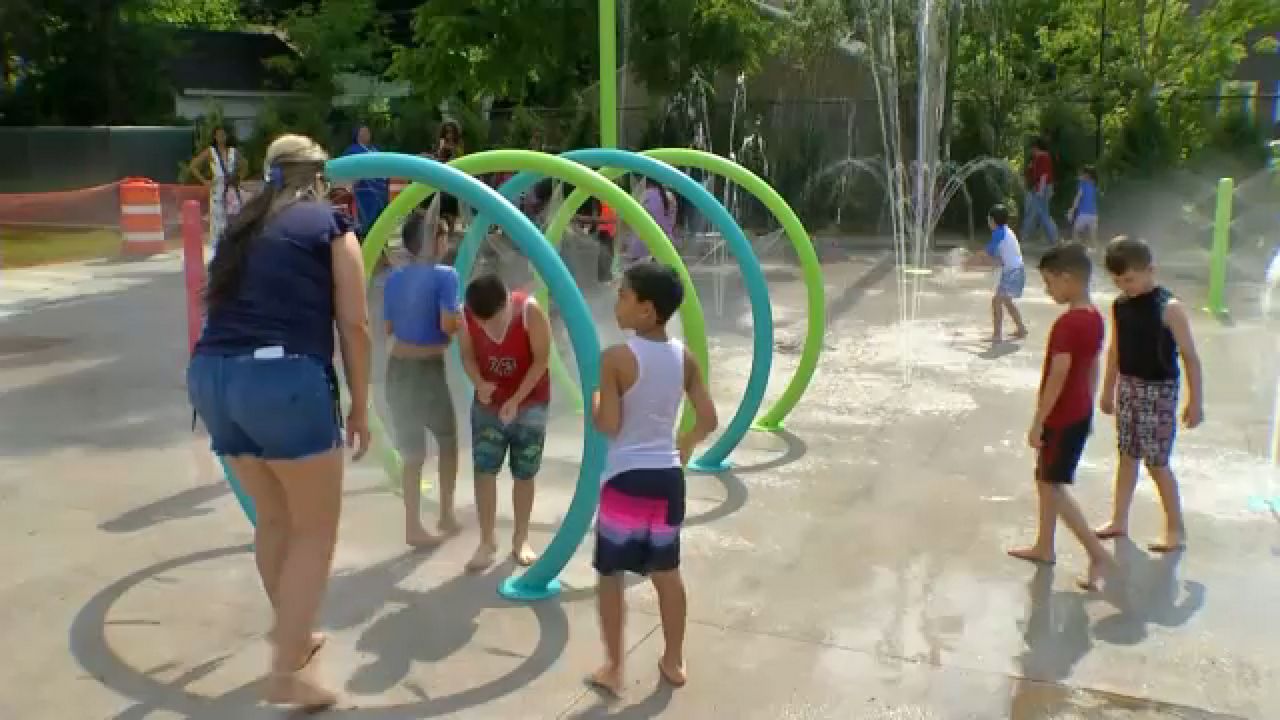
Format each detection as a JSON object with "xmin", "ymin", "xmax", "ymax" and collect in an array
[
  {"xmin": 965, "ymin": 204, "xmax": 1029, "ymax": 343},
  {"xmin": 1068, "ymin": 165, "xmax": 1100, "ymax": 248},
  {"xmin": 383, "ymin": 210, "xmax": 463, "ymax": 547}
]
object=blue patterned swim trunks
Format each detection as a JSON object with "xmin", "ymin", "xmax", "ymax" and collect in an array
[{"xmin": 470, "ymin": 402, "xmax": 548, "ymax": 480}]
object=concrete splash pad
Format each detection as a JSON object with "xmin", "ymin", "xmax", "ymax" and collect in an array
[{"xmin": 0, "ymin": 250, "xmax": 1276, "ymax": 718}]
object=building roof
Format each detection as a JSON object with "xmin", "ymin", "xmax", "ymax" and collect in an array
[{"xmin": 167, "ymin": 28, "xmax": 298, "ymax": 94}]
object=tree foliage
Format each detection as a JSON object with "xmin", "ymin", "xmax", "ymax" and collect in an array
[
  {"xmin": 271, "ymin": 0, "xmax": 391, "ymax": 102},
  {"xmin": 1, "ymin": 0, "xmax": 178, "ymax": 125},
  {"xmin": 136, "ymin": 0, "xmax": 242, "ymax": 27},
  {"xmin": 395, "ymin": 0, "xmax": 775, "ymax": 109},
  {"xmin": 624, "ymin": 0, "xmax": 776, "ymax": 97},
  {"xmin": 395, "ymin": 0, "xmax": 597, "ymax": 108}
]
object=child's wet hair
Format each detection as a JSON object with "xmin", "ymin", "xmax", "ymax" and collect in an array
[
  {"xmin": 1038, "ymin": 242, "xmax": 1092, "ymax": 281},
  {"xmin": 465, "ymin": 273, "xmax": 508, "ymax": 319},
  {"xmin": 623, "ymin": 262, "xmax": 684, "ymax": 324},
  {"xmin": 989, "ymin": 204, "xmax": 1010, "ymax": 226},
  {"xmin": 1104, "ymin": 235, "xmax": 1153, "ymax": 275},
  {"xmin": 401, "ymin": 210, "xmax": 449, "ymax": 260}
]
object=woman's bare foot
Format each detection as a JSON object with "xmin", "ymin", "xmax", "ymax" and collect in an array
[
  {"xmin": 270, "ymin": 631, "xmax": 326, "ymax": 665},
  {"xmin": 511, "ymin": 542, "xmax": 538, "ymax": 567},
  {"xmin": 588, "ymin": 664, "xmax": 624, "ymax": 697},
  {"xmin": 265, "ymin": 666, "xmax": 337, "ymax": 712},
  {"xmin": 1148, "ymin": 533, "xmax": 1186, "ymax": 553},
  {"xmin": 658, "ymin": 657, "xmax": 687, "ymax": 687},
  {"xmin": 1094, "ymin": 523, "xmax": 1128, "ymax": 540},
  {"xmin": 465, "ymin": 542, "xmax": 498, "ymax": 572},
  {"xmin": 304, "ymin": 632, "xmax": 326, "ymax": 665},
  {"xmin": 406, "ymin": 527, "xmax": 443, "ymax": 549},
  {"xmin": 1075, "ymin": 553, "xmax": 1118, "ymax": 591},
  {"xmin": 1007, "ymin": 546, "xmax": 1056, "ymax": 565},
  {"xmin": 437, "ymin": 515, "xmax": 462, "ymax": 537}
]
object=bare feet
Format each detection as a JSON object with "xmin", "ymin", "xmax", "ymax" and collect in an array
[
  {"xmin": 1007, "ymin": 546, "xmax": 1056, "ymax": 565},
  {"xmin": 658, "ymin": 657, "xmax": 687, "ymax": 688},
  {"xmin": 265, "ymin": 666, "xmax": 337, "ymax": 712},
  {"xmin": 1075, "ymin": 553, "xmax": 1118, "ymax": 592},
  {"xmin": 465, "ymin": 542, "xmax": 498, "ymax": 572},
  {"xmin": 1094, "ymin": 523, "xmax": 1128, "ymax": 540},
  {"xmin": 437, "ymin": 515, "xmax": 462, "ymax": 537},
  {"xmin": 1148, "ymin": 533, "xmax": 1186, "ymax": 553},
  {"xmin": 588, "ymin": 664, "xmax": 624, "ymax": 697},
  {"xmin": 1011, "ymin": 328, "xmax": 1029, "ymax": 340},
  {"xmin": 304, "ymin": 632, "xmax": 326, "ymax": 665},
  {"xmin": 406, "ymin": 528, "xmax": 443, "ymax": 549},
  {"xmin": 511, "ymin": 542, "xmax": 539, "ymax": 567},
  {"xmin": 986, "ymin": 334, "xmax": 1004, "ymax": 344}
]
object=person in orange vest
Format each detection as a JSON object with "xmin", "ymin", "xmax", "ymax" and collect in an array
[{"xmin": 593, "ymin": 200, "xmax": 619, "ymax": 283}]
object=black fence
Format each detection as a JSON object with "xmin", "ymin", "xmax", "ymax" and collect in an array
[{"xmin": 0, "ymin": 126, "xmax": 196, "ymax": 193}]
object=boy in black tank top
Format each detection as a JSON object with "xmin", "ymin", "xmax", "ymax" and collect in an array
[{"xmin": 1096, "ymin": 237, "xmax": 1204, "ymax": 553}]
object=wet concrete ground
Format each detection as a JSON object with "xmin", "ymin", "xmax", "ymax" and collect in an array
[{"xmin": 0, "ymin": 240, "xmax": 1277, "ymax": 719}]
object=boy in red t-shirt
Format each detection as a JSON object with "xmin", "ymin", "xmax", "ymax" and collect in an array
[
  {"xmin": 1008, "ymin": 243, "xmax": 1116, "ymax": 590},
  {"xmin": 458, "ymin": 273, "xmax": 552, "ymax": 572}
]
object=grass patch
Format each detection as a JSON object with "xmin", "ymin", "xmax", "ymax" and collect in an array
[{"xmin": 1, "ymin": 228, "xmax": 130, "ymax": 268}]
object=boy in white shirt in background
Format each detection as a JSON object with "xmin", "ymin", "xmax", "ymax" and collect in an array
[{"xmin": 966, "ymin": 203, "xmax": 1029, "ymax": 343}]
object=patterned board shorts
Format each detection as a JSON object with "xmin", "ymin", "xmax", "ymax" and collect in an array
[
  {"xmin": 594, "ymin": 467, "xmax": 686, "ymax": 576},
  {"xmin": 1116, "ymin": 375, "xmax": 1179, "ymax": 467},
  {"xmin": 470, "ymin": 402, "xmax": 548, "ymax": 480},
  {"xmin": 996, "ymin": 266, "xmax": 1026, "ymax": 298}
]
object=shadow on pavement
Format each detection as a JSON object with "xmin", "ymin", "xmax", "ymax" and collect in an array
[
  {"xmin": 71, "ymin": 544, "xmax": 572, "ymax": 719},
  {"xmin": 724, "ymin": 429, "xmax": 807, "ymax": 475}
]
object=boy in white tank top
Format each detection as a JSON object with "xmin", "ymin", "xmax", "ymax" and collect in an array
[{"xmin": 589, "ymin": 262, "xmax": 719, "ymax": 696}]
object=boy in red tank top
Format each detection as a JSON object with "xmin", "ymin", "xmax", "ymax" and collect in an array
[
  {"xmin": 1008, "ymin": 243, "xmax": 1116, "ymax": 591},
  {"xmin": 458, "ymin": 273, "xmax": 552, "ymax": 571}
]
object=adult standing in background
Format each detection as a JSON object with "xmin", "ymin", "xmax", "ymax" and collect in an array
[
  {"xmin": 434, "ymin": 120, "xmax": 465, "ymax": 233},
  {"xmin": 619, "ymin": 177, "xmax": 677, "ymax": 269},
  {"xmin": 189, "ymin": 125, "xmax": 247, "ymax": 248},
  {"xmin": 342, "ymin": 124, "xmax": 390, "ymax": 239},
  {"xmin": 1021, "ymin": 136, "xmax": 1059, "ymax": 245}
]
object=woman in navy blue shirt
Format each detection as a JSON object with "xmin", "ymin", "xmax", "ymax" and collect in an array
[{"xmin": 188, "ymin": 134, "xmax": 371, "ymax": 710}]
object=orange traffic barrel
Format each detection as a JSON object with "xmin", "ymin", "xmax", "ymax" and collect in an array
[
  {"xmin": 119, "ymin": 178, "xmax": 166, "ymax": 256},
  {"xmin": 389, "ymin": 178, "xmax": 408, "ymax": 203}
]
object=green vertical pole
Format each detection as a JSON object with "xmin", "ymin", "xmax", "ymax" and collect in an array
[
  {"xmin": 599, "ymin": 0, "xmax": 618, "ymax": 148},
  {"xmin": 1205, "ymin": 177, "xmax": 1233, "ymax": 315}
]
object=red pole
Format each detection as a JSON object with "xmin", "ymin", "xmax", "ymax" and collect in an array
[{"xmin": 181, "ymin": 200, "xmax": 205, "ymax": 354}]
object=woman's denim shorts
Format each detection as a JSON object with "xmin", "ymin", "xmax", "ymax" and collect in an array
[{"xmin": 188, "ymin": 352, "xmax": 341, "ymax": 460}]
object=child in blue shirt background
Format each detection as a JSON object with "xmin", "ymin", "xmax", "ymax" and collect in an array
[
  {"xmin": 1068, "ymin": 165, "xmax": 1100, "ymax": 248},
  {"xmin": 965, "ymin": 204, "xmax": 1029, "ymax": 344}
]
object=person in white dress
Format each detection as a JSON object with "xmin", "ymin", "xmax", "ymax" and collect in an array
[{"xmin": 189, "ymin": 126, "xmax": 247, "ymax": 247}]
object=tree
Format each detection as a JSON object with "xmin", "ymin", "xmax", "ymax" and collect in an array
[
  {"xmin": 1, "ymin": 0, "xmax": 178, "ymax": 126},
  {"xmin": 134, "ymin": 0, "xmax": 242, "ymax": 27},
  {"xmin": 270, "ymin": 0, "xmax": 391, "ymax": 103},
  {"xmin": 395, "ymin": 0, "xmax": 597, "ymax": 108},
  {"xmin": 395, "ymin": 0, "xmax": 776, "ymax": 109},
  {"xmin": 624, "ymin": 0, "xmax": 776, "ymax": 97},
  {"xmin": 1, "ymin": 0, "xmax": 251, "ymax": 126}
]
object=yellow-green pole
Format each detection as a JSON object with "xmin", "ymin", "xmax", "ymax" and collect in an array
[
  {"xmin": 1205, "ymin": 177, "xmax": 1233, "ymax": 316},
  {"xmin": 600, "ymin": 0, "xmax": 618, "ymax": 148}
]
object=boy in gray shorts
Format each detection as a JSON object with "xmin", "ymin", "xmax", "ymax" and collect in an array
[{"xmin": 383, "ymin": 210, "xmax": 463, "ymax": 546}]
